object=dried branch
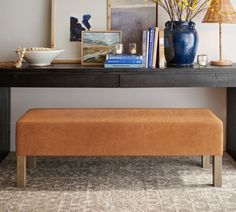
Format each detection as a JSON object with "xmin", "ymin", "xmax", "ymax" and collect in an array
[{"xmin": 150, "ymin": 0, "xmax": 211, "ymax": 21}]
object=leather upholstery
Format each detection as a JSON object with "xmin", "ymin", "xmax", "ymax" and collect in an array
[{"xmin": 16, "ymin": 108, "xmax": 223, "ymax": 156}]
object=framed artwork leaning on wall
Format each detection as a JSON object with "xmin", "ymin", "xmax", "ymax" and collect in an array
[
  {"xmin": 51, "ymin": 0, "xmax": 109, "ymax": 63},
  {"xmin": 108, "ymin": 0, "xmax": 158, "ymax": 54}
]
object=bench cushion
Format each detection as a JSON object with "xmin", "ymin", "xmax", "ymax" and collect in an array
[{"xmin": 16, "ymin": 108, "xmax": 223, "ymax": 156}]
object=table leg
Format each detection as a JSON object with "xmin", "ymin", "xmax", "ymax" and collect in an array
[
  {"xmin": 0, "ymin": 88, "xmax": 10, "ymax": 162},
  {"xmin": 17, "ymin": 156, "xmax": 26, "ymax": 187},
  {"xmin": 227, "ymin": 88, "xmax": 236, "ymax": 161},
  {"xmin": 213, "ymin": 156, "xmax": 222, "ymax": 187},
  {"xmin": 27, "ymin": 156, "xmax": 36, "ymax": 169},
  {"xmin": 201, "ymin": 156, "xmax": 210, "ymax": 168}
]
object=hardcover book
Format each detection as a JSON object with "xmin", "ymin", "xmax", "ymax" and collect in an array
[
  {"xmin": 106, "ymin": 54, "xmax": 142, "ymax": 60},
  {"xmin": 158, "ymin": 30, "xmax": 166, "ymax": 69},
  {"xmin": 105, "ymin": 59, "xmax": 142, "ymax": 64},
  {"xmin": 152, "ymin": 27, "xmax": 159, "ymax": 69},
  {"xmin": 104, "ymin": 63, "xmax": 143, "ymax": 68},
  {"xmin": 148, "ymin": 27, "xmax": 155, "ymax": 68},
  {"xmin": 145, "ymin": 31, "xmax": 150, "ymax": 68},
  {"xmin": 142, "ymin": 30, "xmax": 148, "ymax": 68}
]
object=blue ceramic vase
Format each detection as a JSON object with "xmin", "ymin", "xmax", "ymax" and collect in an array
[{"xmin": 164, "ymin": 21, "xmax": 199, "ymax": 67}]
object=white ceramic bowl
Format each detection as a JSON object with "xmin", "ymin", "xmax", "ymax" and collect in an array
[{"xmin": 23, "ymin": 49, "xmax": 64, "ymax": 66}]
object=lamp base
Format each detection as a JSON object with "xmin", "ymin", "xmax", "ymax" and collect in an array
[{"xmin": 211, "ymin": 60, "xmax": 232, "ymax": 66}]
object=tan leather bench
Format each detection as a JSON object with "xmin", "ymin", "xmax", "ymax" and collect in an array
[{"xmin": 16, "ymin": 108, "xmax": 223, "ymax": 187}]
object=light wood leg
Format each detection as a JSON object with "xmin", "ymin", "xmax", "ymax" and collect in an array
[
  {"xmin": 27, "ymin": 156, "xmax": 36, "ymax": 169},
  {"xmin": 201, "ymin": 156, "xmax": 210, "ymax": 168},
  {"xmin": 17, "ymin": 156, "xmax": 26, "ymax": 188},
  {"xmin": 213, "ymin": 156, "xmax": 222, "ymax": 187}
]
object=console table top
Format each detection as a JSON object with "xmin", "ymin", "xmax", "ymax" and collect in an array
[
  {"xmin": 1, "ymin": 63, "xmax": 236, "ymax": 73},
  {"xmin": 1, "ymin": 64, "xmax": 236, "ymax": 88}
]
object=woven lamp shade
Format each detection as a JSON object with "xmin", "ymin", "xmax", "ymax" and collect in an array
[{"xmin": 203, "ymin": 0, "xmax": 236, "ymax": 23}]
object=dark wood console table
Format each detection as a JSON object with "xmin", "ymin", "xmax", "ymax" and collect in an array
[{"xmin": 1, "ymin": 64, "xmax": 236, "ymax": 162}]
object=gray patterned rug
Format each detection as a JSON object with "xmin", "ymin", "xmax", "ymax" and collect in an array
[{"xmin": 0, "ymin": 153, "xmax": 236, "ymax": 212}]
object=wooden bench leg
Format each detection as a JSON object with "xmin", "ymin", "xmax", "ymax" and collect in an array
[
  {"xmin": 17, "ymin": 156, "xmax": 26, "ymax": 188},
  {"xmin": 27, "ymin": 156, "xmax": 36, "ymax": 169},
  {"xmin": 201, "ymin": 156, "xmax": 210, "ymax": 168},
  {"xmin": 213, "ymin": 156, "xmax": 222, "ymax": 187}
]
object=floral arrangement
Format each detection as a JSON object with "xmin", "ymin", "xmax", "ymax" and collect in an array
[{"xmin": 148, "ymin": 0, "xmax": 211, "ymax": 21}]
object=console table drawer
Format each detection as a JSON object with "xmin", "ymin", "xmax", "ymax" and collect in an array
[
  {"xmin": 0, "ymin": 73, "xmax": 119, "ymax": 88},
  {"xmin": 120, "ymin": 72, "xmax": 236, "ymax": 88}
]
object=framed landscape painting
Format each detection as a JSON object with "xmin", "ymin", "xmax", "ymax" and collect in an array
[
  {"xmin": 108, "ymin": 0, "xmax": 158, "ymax": 54},
  {"xmin": 51, "ymin": 0, "xmax": 109, "ymax": 63},
  {"xmin": 81, "ymin": 31, "xmax": 122, "ymax": 65}
]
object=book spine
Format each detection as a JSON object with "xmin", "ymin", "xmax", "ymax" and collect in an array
[
  {"xmin": 152, "ymin": 27, "xmax": 159, "ymax": 69},
  {"xmin": 104, "ymin": 63, "xmax": 143, "ymax": 68},
  {"xmin": 145, "ymin": 31, "xmax": 150, "ymax": 68},
  {"xmin": 148, "ymin": 27, "xmax": 155, "ymax": 68},
  {"xmin": 106, "ymin": 55, "xmax": 142, "ymax": 60},
  {"xmin": 142, "ymin": 30, "xmax": 147, "ymax": 68},
  {"xmin": 105, "ymin": 59, "xmax": 142, "ymax": 64},
  {"xmin": 159, "ymin": 30, "xmax": 166, "ymax": 69}
]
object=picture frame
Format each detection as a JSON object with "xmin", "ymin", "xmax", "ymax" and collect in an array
[
  {"xmin": 81, "ymin": 31, "xmax": 122, "ymax": 65},
  {"xmin": 51, "ymin": 0, "xmax": 110, "ymax": 64},
  {"xmin": 108, "ymin": 0, "xmax": 158, "ymax": 54}
]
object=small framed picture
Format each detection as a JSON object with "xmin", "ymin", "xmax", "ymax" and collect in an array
[
  {"xmin": 51, "ymin": 0, "xmax": 109, "ymax": 63},
  {"xmin": 81, "ymin": 31, "xmax": 122, "ymax": 65}
]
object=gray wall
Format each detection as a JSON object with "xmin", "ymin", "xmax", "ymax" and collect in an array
[{"xmin": 0, "ymin": 0, "xmax": 234, "ymax": 150}]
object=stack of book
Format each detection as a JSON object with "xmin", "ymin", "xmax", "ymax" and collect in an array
[
  {"xmin": 104, "ymin": 54, "xmax": 143, "ymax": 68},
  {"xmin": 142, "ymin": 27, "xmax": 165, "ymax": 69}
]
